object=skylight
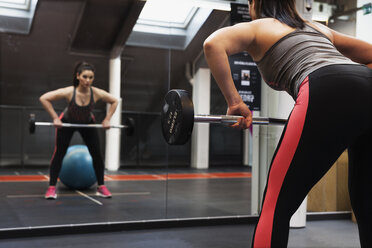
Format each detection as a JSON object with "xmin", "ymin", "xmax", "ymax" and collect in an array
[
  {"xmin": 0, "ymin": 0, "xmax": 37, "ymax": 34},
  {"xmin": 138, "ymin": 0, "xmax": 197, "ymax": 28},
  {"xmin": 127, "ymin": 0, "xmax": 237, "ymax": 50},
  {"xmin": 0, "ymin": 0, "xmax": 30, "ymax": 10}
]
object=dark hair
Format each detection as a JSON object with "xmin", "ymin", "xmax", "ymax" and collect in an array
[
  {"xmin": 253, "ymin": 0, "xmax": 304, "ymax": 29},
  {"xmin": 73, "ymin": 61, "xmax": 95, "ymax": 87}
]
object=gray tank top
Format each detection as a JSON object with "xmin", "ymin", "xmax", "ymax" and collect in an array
[{"xmin": 256, "ymin": 23, "xmax": 357, "ymax": 99}]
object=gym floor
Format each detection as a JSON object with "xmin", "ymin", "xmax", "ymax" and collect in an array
[
  {"xmin": 0, "ymin": 220, "xmax": 359, "ymax": 248},
  {"xmin": 0, "ymin": 167, "xmax": 360, "ymax": 247},
  {"xmin": 0, "ymin": 167, "xmax": 252, "ymax": 228}
]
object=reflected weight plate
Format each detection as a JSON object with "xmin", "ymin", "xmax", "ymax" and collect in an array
[
  {"xmin": 124, "ymin": 117, "xmax": 135, "ymax": 136},
  {"xmin": 161, "ymin": 89, "xmax": 194, "ymax": 145},
  {"xmin": 29, "ymin": 114, "xmax": 36, "ymax": 134}
]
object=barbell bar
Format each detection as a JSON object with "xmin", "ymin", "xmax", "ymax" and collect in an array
[
  {"xmin": 29, "ymin": 114, "xmax": 135, "ymax": 136},
  {"xmin": 161, "ymin": 89, "xmax": 287, "ymax": 145},
  {"xmin": 194, "ymin": 114, "xmax": 286, "ymax": 125}
]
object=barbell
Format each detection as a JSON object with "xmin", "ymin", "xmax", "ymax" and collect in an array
[
  {"xmin": 161, "ymin": 89, "xmax": 287, "ymax": 145},
  {"xmin": 29, "ymin": 114, "xmax": 135, "ymax": 136}
]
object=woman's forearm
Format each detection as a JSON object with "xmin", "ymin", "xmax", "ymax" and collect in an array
[
  {"xmin": 39, "ymin": 97, "xmax": 59, "ymax": 120},
  {"xmin": 103, "ymin": 99, "xmax": 118, "ymax": 122},
  {"xmin": 203, "ymin": 23, "xmax": 257, "ymax": 107}
]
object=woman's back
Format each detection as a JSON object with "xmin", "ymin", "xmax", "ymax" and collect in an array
[
  {"xmin": 250, "ymin": 18, "xmax": 356, "ymax": 98},
  {"xmin": 247, "ymin": 18, "xmax": 331, "ymax": 60}
]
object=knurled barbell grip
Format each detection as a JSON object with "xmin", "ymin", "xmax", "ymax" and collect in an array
[
  {"xmin": 34, "ymin": 122, "xmax": 128, "ymax": 129},
  {"xmin": 194, "ymin": 115, "xmax": 286, "ymax": 125},
  {"xmin": 194, "ymin": 115, "xmax": 241, "ymax": 124}
]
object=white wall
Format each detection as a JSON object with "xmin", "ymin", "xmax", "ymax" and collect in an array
[
  {"xmin": 191, "ymin": 68, "xmax": 211, "ymax": 169},
  {"xmin": 356, "ymin": 0, "xmax": 372, "ymax": 42}
]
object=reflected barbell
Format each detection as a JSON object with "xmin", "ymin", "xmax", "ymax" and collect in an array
[
  {"xmin": 161, "ymin": 89, "xmax": 287, "ymax": 145},
  {"xmin": 29, "ymin": 114, "xmax": 135, "ymax": 136}
]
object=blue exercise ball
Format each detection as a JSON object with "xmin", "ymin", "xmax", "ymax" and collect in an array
[{"xmin": 60, "ymin": 145, "xmax": 97, "ymax": 190}]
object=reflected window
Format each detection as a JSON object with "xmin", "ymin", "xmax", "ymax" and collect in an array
[
  {"xmin": 0, "ymin": 0, "xmax": 37, "ymax": 34},
  {"xmin": 0, "ymin": 0, "xmax": 30, "ymax": 10},
  {"xmin": 138, "ymin": 0, "xmax": 197, "ymax": 28},
  {"xmin": 127, "ymin": 0, "xmax": 234, "ymax": 49}
]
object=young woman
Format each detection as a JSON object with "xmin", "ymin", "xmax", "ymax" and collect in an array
[
  {"xmin": 40, "ymin": 62, "xmax": 118, "ymax": 199},
  {"xmin": 203, "ymin": 0, "xmax": 372, "ymax": 247}
]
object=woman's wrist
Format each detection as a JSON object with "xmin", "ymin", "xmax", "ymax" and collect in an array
[{"xmin": 227, "ymin": 95, "xmax": 244, "ymax": 108}]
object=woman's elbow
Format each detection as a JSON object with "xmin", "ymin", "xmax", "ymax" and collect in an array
[
  {"xmin": 39, "ymin": 94, "xmax": 47, "ymax": 104},
  {"xmin": 203, "ymin": 37, "xmax": 216, "ymax": 54},
  {"xmin": 111, "ymin": 97, "xmax": 119, "ymax": 107},
  {"xmin": 204, "ymin": 32, "xmax": 230, "ymax": 56}
]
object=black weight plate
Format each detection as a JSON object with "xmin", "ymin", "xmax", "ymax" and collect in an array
[
  {"xmin": 161, "ymin": 89, "xmax": 194, "ymax": 145},
  {"xmin": 124, "ymin": 117, "xmax": 135, "ymax": 136},
  {"xmin": 29, "ymin": 114, "xmax": 36, "ymax": 134}
]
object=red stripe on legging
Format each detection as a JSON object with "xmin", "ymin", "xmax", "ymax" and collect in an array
[{"xmin": 253, "ymin": 77, "xmax": 309, "ymax": 248}]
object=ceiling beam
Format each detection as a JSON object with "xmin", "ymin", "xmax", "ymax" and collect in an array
[{"xmin": 110, "ymin": 0, "xmax": 146, "ymax": 58}]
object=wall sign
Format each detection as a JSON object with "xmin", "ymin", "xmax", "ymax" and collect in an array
[
  {"xmin": 230, "ymin": 2, "xmax": 251, "ymax": 25},
  {"xmin": 229, "ymin": 52, "xmax": 261, "ymax": 111},
  {"xmin": 230, "ymin": 3, "xmax": 260, "ymax": 111}
]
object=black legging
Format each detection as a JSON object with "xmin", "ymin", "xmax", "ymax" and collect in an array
[
  {"xmin": 49, "ymin": 118, "xmax": 105, "ymax": 186},
  {"xmin": 252, "ymin": 64, "xmax": 372, "ymax": 248}
]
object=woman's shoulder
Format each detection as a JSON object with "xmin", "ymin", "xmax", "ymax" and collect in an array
[
  {"xmin": 43, "ymin": 86, "xmax": 73, "ymax": 102},
  {"xmin": 64, "ymin": 85, "xmax": 74, "ymax": 90},
  {"xmin": 59, "ymin": 86, "xmax": 74, "ymax": 100},
  {"xmin": 304, "ymin": 21, "xmax": 334, "ymax": 42},
  {"xmin": 49, "ymin": 85, "xmax": 73, "ymax": 95},
  {"xmin": 233, "ymin": 18, "xmax": 278, "ymax": 29},
  {"xmin": 91, "ymin": 86, "xmax": 105, "ymax": 94},
  {"xmin": 245, "ymin": 18, "xmax": 296, "ymax": 37},
  {"xmin": 249, "ymin": 18, "xmax": 284, "ymax": 27},
  {"xmin": 60, "ymin": 86, "xmax": 74, "ymax": 94},
  {"xmin": 91, "ymin": 86, "xmax": 117, "ymax": 103},
  {"xmin": 91, "ymin": 86, "xmax": 108, "ymax": 100}
]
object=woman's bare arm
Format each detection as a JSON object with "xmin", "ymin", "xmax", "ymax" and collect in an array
[
  {"xmin": 39, "ymin": 87, "xmax": 72, "ymax": 123},
  {"xmin": 93, "ymin": 87, "xmax": 118, "ymax": 128},
  {"xmin": 203, "ymin": 22, "xmax": 256, "ymax": 128},
  {"xmin": 203, "ymin": 22, "xmax": 256, "ymax": 107},
  {"xmin": 330, "ymin": 29, "xmax": 372, "ymax": 68}
]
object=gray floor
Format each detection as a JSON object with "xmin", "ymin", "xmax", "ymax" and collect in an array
[
  {"xmin": 0, "ymin": 167, "xmax": 253, "ymax": 229},
  {"xmin": 0, "ymin": 219, "xmax": 360, "ymax": 248},
  {"xmin": 0, "ymin": 178, "xmax": 251, "ymax": 229},
  {"xmin": 0, "ymin": 167, "xmax": 360, "ymax": 247},
  {"xmin": 288, "ymin": 219, "xmax": 359, "ymax": 248}
]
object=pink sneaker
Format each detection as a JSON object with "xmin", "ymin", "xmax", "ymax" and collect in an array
[
  {"xmin": 45, "ymin": 186, "xmax": 57, "ymax": 199},
  {"xmin": 97, "ymin": 185, "xmax": 112, "ymax": 198}
]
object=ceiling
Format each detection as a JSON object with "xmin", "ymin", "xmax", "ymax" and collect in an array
[{"xmin": 70, "ymin": 0, "xmax": 145, "ymax": 58}]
